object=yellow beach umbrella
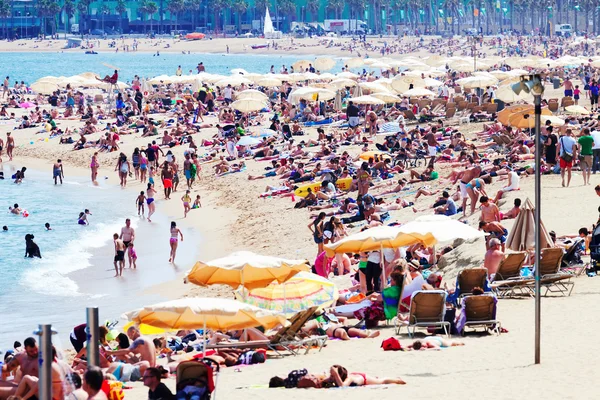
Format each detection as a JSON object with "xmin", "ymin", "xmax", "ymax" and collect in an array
[
  {"xmin": 497, "ymin": 104, "xmax": 534, "ymax": 126},
  {"xmin": 123, "ymin": 321, "xmax": 169, "ymax": 335},
  {"xmin": 124, "ymin": 297, "xmax": 286, "ymax": 331},
  {"xmin": 314, "ymin": 57, "xmax": 336, "ymax": 71},
  {"xmin": 239, "ymin": 272, "xmax": 339, "ymax": 316},
  {"xmin": 507, "ymin": 108, "xmax": 552, "ymax": 129},
  {"xmin": 186, "ymin": 251, "xmax": 310, "ymax": 290},
  {"xmin": 31, "ymin": 81, "xmax": 59, "ymax": 94},
  {"xmin": 371, "ymin": 92, "xmax": 401, "ymax": 103}
]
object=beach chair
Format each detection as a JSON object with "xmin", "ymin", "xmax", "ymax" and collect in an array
[
  {"xmin": 176, "ymin": 359, "xmax": 218, "ymax": 400},
  {"xmin": 445, "ymin": 107, "xmax": 456, "ymax": 119},
  {"xmin": 490, "ymin": 252, "xmax": 533, "ymax": 298},
  {"xmin": 458, "ymin": 294, "xmax": 501, "ymax": 336},
  {"xmin": 485, "ymin": 103, "xmax": 498, "ymax": 114},
  {"xmin": 532, "ymin": 247, "xmax": 574, "ymax": 297},
  {"xmin": 395, "ymin": 290, "xmax": 450, "ymax": 337},
  {"xmin": 548, "ymin": 102, "xmax": 559, "ymax": 113},
  {"xmin": 456, "ymin": 268, "xmax": 489, "ymax": 299},
  {"xmin": 403, "ymin": 109, "xmax": 417, "ymax": 122},
  {"xmin": 457, "ymin": 101, "xmax": 468, "ymax": 111}
]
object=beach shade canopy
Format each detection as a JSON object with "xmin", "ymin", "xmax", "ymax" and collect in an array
[
  {"xmin": 371, "ymin": 92, "xmax": 401, "ymax": 104},
  {"xmin": 349, "ymin": 95, "xmax": 386, "ymax": 105},
  {"xmin": 507, "ymin": 108, "xmax": 552, "ymax": 129},
  {"xmin": 324, "ymin": 225, "xmax": 436, "ymax": 257},
  {"xmin": 238, "ymin": 271, "xmax": 339, "ymax": 316},
  {"xmin": 494, "ymin": 85, "xmax": 533, "ymax": 103},
  {"xmin": 31, "ymin": 81, "xmax": 59, "ymax": 94},
  {"xmin": 237, "ymin": 136, "xmax": 262, "ymax": 147},
  {"xmin": 256, "ymin": 76, "xmax": 282, "ymax": 87},
  {"xmin": 455, "ymin": 75, "xmax": 498, "ymax": 89},
  {"xmin": 293, "ymin": 60, "xmax": 312, "ymax": 71},
  {"xmin": 506, "ymin": 199, "xmax": 553, "ymax": 252},
  {"xmin": 497, "ymin": 104, "xmax": 537, "ymax": 126},
  {"xmin": 314, "ymin": 57, "xmax": 336, "ymax": 71},
  {"xmin": 289, "ymin": 87, "xmax": 336, "ymax": 103},
  {"xmin": 397, "ymin": 215, "xmax": 485, "ymax": 243},
  {"xmin": 402, "ymin": 88, "xmax": 436, "ymax": 97},
  {"xmin": 185, "ymin": 32, "xmax": 205, "ymax": 40},
  {"xmin": 565, "ymin": 105, "xmax": 591, "ymax": 115},
  {"xmin": 231, "ymin": 68, "xmax": 249, "ymax": 75},
  {"xmin": 345, "ymin": 57, "xmax": 365, "ymax": 68},
  {"xmin": 215, "ymin": 75, "xmax": 252, "ymax": 87},
  {"xmin": 336, "ymin": 71, "xmax": 359, "ymax": 79},
  {"xmin": 186, "ymin": 251, "xmax": 310, "ymax": 290},
  {"xmin": 236, "ymin": 89, "xmax": 268, "ymax": 101},
  {"xmin": 230, "ymin": 99, "xmax": 267, "ymax": 113},
  {"xmin": 540, "ymin": 115, "xmax": 566, "ymax": 127},
  {"xmin": 329, "ymin": 78, "xmax": 357, "ymax": 89},
  {"xmin": 124, "ymin": 297, "xmax": 286, "ymax": 331}
]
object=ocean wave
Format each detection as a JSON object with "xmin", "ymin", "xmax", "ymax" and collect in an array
[{"xmin": 21, "ymin": 220, "xmax": 130, "ymax": 297}]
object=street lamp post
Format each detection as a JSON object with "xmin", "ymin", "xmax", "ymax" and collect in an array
[{"xmin": 511, "ymin": 74, "xmax": 545, "ymax": 365}]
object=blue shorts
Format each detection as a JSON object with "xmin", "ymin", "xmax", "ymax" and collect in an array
[
  {"xmin": 185, "ymin": 170, "xmax": 192, "ymax": 180},
  {"xmin": 265, "ymin": 170, "xmax": 277, "ymax": 177}
]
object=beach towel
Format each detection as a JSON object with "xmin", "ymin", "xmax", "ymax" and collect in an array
[
  {"xmin": 218, "ymin": 166, "xmax": 246, "ymax": 177},
  {"xmin": 303, "ymin": 118, "xmax": 333, "ymax": 127}
]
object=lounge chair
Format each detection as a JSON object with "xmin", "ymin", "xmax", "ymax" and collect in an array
[
  {"xmin": 456, "ymin": 268, "xmax": 489, "ymax": 298},
  {"xmin": 394, "ymin": 290, "xmax": 450, "ymax": 337},
  {"xmin": 457, "ymin": 294, "xmax": 501, "ymax": 335},
  {"xmin": 531, "ymin": 247, "xmax": 574, "ymax": 297},
  {"xmin": 490, "ymin": 252, "xmax": 533, "ymax": 298}
]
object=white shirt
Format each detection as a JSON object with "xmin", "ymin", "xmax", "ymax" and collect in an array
[
  {"xmin": 591, "ymin": 130, "xmax": 600, "ymax": 150},
  {"xmin": 367, "ymin": 251, "xmax": 381, "ymax": 263},
  {"xmin": 224, "ymin": 87, "xmax": 233, "ymax": 99}
]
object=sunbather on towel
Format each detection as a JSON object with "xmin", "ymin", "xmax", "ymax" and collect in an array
[
  {"xmin": 302, "ymin": 319, "xmax": 380, "ymax": 340},
  {"xmin": 321, "ymin": 364, "xmax": 406, "ymax": 387},
  {"xmin": 407, "ymin": 337, "xmax": 465, "ymax": 350}
]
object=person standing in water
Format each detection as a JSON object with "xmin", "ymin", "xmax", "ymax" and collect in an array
[
  {"xmin": 113, "ymin": 233, "xmax": 126, "ymax": 277},
  {"xmin": 90, "ymin": 152, "xmax": 99, "ymax": 183},
  {"xmin": 115, "ymin": 153, "xmax": 131, "ymax": 188},
  {"xmin": 136, "ymin": 191, "xmax": 146, "ymax": 216},
  {"xmin": 168, "ymin": 221, "xmax": 183, "ymax": 263},
  {"xmin": 53, "ymin": 159, "xmax": 64, "ymax": 185},
  {"xmin": 120, "ymin": 218, "xmax": 136, "ymax": 268},
  {"xmin": 146, "ymin": 183, "xmax": 157, "ymax": 222}
]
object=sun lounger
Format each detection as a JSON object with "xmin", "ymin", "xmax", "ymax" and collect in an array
[
  {"xmin": 395, "ymin": 290, "xmax": 450, "ymax": 337},
  {"xmin": 455, "ymin": 268, "xmax": 489, "ymax": 299},
  {"xmin": 490, "ymin": 252, "xmax": 533, "ymax": 298},
  {"xmin": 530, "ymin": 247, "xmax": 574, "ymax": 297},
  {"xmin": 456, "ymin": 294, "xmax": 501, "ymax": 335}
]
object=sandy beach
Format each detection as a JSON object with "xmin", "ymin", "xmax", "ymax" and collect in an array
[{"xmin": 1, "ymin": 34, "xmax": 600, "ymax": 399}]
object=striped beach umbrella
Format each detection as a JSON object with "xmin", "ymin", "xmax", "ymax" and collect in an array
[{"xmin": 238, "ymin": 272, "xmax": 338, "ymax": 316}]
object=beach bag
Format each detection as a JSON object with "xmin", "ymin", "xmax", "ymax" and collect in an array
[
  {"xmin": 560, "ymin": 137, "xmax": 573, "ymax": 162},
  {"xmin": 284, "ymin": 369, "xmax": 308, "ymax": 388},
  {"xmin": 381, "ymin": 337, "xmax": 402, "ymax": 351}
]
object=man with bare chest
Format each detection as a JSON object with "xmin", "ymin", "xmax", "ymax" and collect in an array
[{"xmin": 0, "ymin": 338, "xmax": 39, "ymax": 399}]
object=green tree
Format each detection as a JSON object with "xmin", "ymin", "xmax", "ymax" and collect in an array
[
  {"xmin": 115, "ymin": 0, "xmax": 127, "ymax": 33},
  {"xmin": 306, "ymin": 0, "xmax": 320, "ymax": 21},
  {"xmin": 326, "ymin": 0, "xmax": 343, "ymax": 18},
  {"xmin": 184, "ymin": 0, "xmax": 201, "ymax": 33},
  {"xmin": 209, "ymin": 0, "xmax": 228, "ymax": 33},
  {"xmin": 231, "ymin": 0, "xmax": 248, "ymax": 32},
  {"xmin": 0, "ymin": 0, "xmax": 11, "ymax": 39},
  {"xmin": 63, "ymin": 0, "xmax": 75, "ymax": 38},
  {"xmin": 278, "ymin": 0, "xmax": 295, "ymax": 30},
  {"xmin": 37, "ymin": 0, "xmax": 61, "ymax": 36},
  {"xmin": 99, "ymin": 1, "xmax": 111, "ymax": 32},
  {"xmin": 145, "ymin": 0, "xmax": 158, "ymax": 32},
  {"xmin": 77, "ymin": 0, "xmax": 91, "ymax": 34},
  {"xmin": 167, "ymin": 0, "xmax": 184, "ymax": 32},
  {"xmin": 347, "ymin": 0, "xmax": 366, "ymax": 33}
]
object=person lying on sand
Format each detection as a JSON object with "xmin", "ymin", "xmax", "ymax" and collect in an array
[{"xmin": 406, "ymin": 337, "xmax": 465, "ymax": 350}]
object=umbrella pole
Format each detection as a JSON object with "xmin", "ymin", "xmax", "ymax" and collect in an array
[
  {"xmin": 534, "ymin": 92, "xmax": 542, "ymax": 365},
  {"xmin": 380, "ymin": 243, "xmax": 386, "ymax": 290},
  {"xmin": 203, "ymin": 317, "xmax": 206, "ymax": 356}
]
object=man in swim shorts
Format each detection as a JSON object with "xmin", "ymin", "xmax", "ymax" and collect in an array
[
  {"xmin": 161, "ymin": 164, "xmax": 174, "ymax": 200},
  {"xmin": 120, "ymin": 218, "xmax": 136, "ymax": 268},
  {"xmin": 113, "ymin": 233, "xmax": 126, "ymax": 277}
]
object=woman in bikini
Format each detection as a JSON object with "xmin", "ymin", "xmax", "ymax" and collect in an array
[
  {"xmin": 465, "ymin": 176, "xmax": 491, "ymax": 215},
  {"xmin": 323, "ymin": 365, "xmax": 406, "ymax": 387},
  {"xmin": 146, "ymin": 183, "xmax": 156, "ymax": 222},
  {"xmin": 181, "ymin": 190, "xmax": 192, "ymax": 218},
  {"xmin": 139, "ymin": 151, "xmax": 148, "ymax": 184},
  {"xmin": 90, "ymin": 152, "xmax": 99, "ymax": 183},
  {"xmin": 169, "ymin": 221, "xmax": 184, "ymax": 263},
  {"xmin": 115, "ymin": 153, "xmax": 131, "ymax": 188}
]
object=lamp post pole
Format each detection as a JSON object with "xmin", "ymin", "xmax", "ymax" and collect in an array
[{"xmin": 533, "ymin": 90, "xmax": 542, "ymax": 365}]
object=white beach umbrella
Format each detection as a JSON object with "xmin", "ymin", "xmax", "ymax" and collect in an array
[
  {"xmin": 31, "ymin": 81, "xmax": 59, "ymax": 94},
  {"xmin": 359, "ymin": 81, "xmax": 391, "ymax": 93},
  {"xmin": 371, "ymin": 92, "xmax": 401, "ymax": 103},
  {"xmin": 336, "ymin": 71, "xmax": 359, "ymax": 79},
  {"xmin": 231, "ymin": 68, "xmax": 249, "ymax": 75},
  {"xmin": 236, "ymin": 89, "xmax": 268, "ymax": 101},
  {"xmin": 403, "ymin": 88, "xmax": 436, "ymax": 97},
  {"xmin": 349, "ymin": 95, "xmax": 386, "ymax": 105},
  {"xmin": 237, "ymin": 136, "xmax": 263, "ymax": 146},
  {"xmin": 368, "ymin": 62, "xmax": 392, "ymax": 70},
  {"xmin": 345, "ymin": 57, "xmax": 365, "ymax": 68},
  {"xmin": 363, "ymin": 58, "xmax": 380, "ymax": 65},
  {"xmin": 392, "ymin": 76, "xmax": 426, "ymax": 93},
  {"xmin": 397, "ymin": 215, "xmax": 485, "ymax": 243},
  {"xmin": 317, "ymin": 73, "xmax": 336, "ymax": 81},
  {"xmin": 230, "ymin": 99, "xmax": 267, "ymax": 113},
  {"xmin": 424, "ymin": 78, "xmax": 443, "ymax": 87},
  {"xmin": 314, "ymin": 57, "xmax": 336, "ymax": 71},
  {"xmin": 215, "ymin": 76, "xmax": 252, "ymax": 87},
  {"xmin": 455, "ymin": 76, "xmax": 498, "ymax": 89},
  {"xmin": 329, "ymin": 78, "xmax": 358, "ymax": 89},
  {"xmin": 565, "ymin": 105, "xmax": 591, "ymax": 115},
  {"xmin": 289, "ymin": 87, "xmax": 336, "ymax": 103},
  {"xmin": 256, "ymin": 76, "xmax": 283, "ymax": 87},
  {"xmin": 494, "ymin": 85, "xmax": 533, "ymax": 103}
]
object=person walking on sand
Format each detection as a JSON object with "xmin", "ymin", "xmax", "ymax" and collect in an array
[
  {"xmin": 136, "ymin": 191, "xmax": 146, "ymax": 216},
  {"xmin": 120, "ymin": 218, "xmax": 136, "ymax": 268},
  {"xmin": 183, "ymin": 153, "xmax": 192, "ymax": 189},
  {"xmin": 146, "ymin": 183, "xmax": 157, "ymax": 222},
  {"xmin": 578, "ymin": 128, "xmax": 594, "ymax": 186},
  {"xmin": 2, "ymin": 76, "xmax": 9, "ymax": 99},
  {"xmin": 168, "ymin": 221, "xmax": 183, "ymax": 263},
  {"xmin": 52, "ymin": 159, "xmax": 64, "ymax": 185},
  {"xmin": 6, "ymin": 132, "xmax": 14, "ymax": 161},
  {"xmin": 557, "ymin": 129, "xmax": 577, "ymax": 187},
  {"xmin": 182, "ymin": 190, "xmax": 191, "ymax": 218},
  {"xmin": 113, "ymin": 233, "xmax": 126, "ymax": 277},
  {"xmin": 0, "ymin": 135, "xmax": 4, "ymax": 162},
  {"xmin": 90, "ymin": 152, "xmax": 99, "ymax": 182},
  {"xmin": 161, "ymin": 164, "xmax": 174, "ymax": 200}
]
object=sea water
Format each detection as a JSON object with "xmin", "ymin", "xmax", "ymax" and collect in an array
[
  {"xmin": 0, "ymin": 165, "xmax": 198, "ymax": 349},
  {"xmin": 0, "ymin": 52, "xmax": 344, "ymax": 84}
]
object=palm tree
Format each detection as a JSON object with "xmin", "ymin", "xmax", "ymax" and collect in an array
[
  {"xmin": 231, "ymin": 0, "xmax": 248, "ymax": 32},
  {"xmin": 278, "ymin": 0, "xmax": 295, "ymax": 30},
  {"xmin": 63, "ymin": 0, "xmax": 74, "ymax": 38},
  {"xmin": 167, "ymin": 0, "xmax": 184, "ymax": 32},
  {"xmin": 144, "ymin": 0, "xmax": 158, "ymax": 32},
  {"xmin": 0, "ymin": 0, "xmax": 10, "ymax": 39},
  {"xmin": 115, "ymin": 0, "xmax": 127, "ymax": 33},
  {"xmin": 347, "ymin": 0, "xmax": 365, "ymax": 33},
  {"xmin": 253, "ymin": 0, "xmax": 269, "ymax": 31},
  {"xmin": 99, "ymin": 1, "xmax": 111, "ymax": 32},
  {"xmin": 306, "ymin": 0, "xmax": 320, "ymax": 21},
  {"xmin": 77, "ymin": 0, "xmax": 91, "ymax": 34},
  {"xmin": 37, "ymin": 0, "xmax": 61, "ymax": 37},
  {"xmin": 326, "ymin": 0, "xmax": 343, "ymax": 18},
  {"xmin": 208, "ymin": 0, "xmax": 228, "ymax": 33},
  {"xmin": 184, "ymin": 0, "xmax": 201, "ymax": 33}
]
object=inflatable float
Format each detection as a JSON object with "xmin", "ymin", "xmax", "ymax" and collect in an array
[{"xmin": 294, "ymin": 177, "xmax": 353, "ymax": 197}]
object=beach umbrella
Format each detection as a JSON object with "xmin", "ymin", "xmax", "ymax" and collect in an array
[
  {"xmin": 391, "ymin": 76, "xmax": 426, "ymax": 93},
  {"xmin": 317, "ymin": 72, "xmax": 336, "ymax": 81},
  {"xmin": 336, "ymin": 71, "xmax": 359, "ymax": 79},
  {"xmin": 186, "ymin": 251, "xmax": 310, "ymax": 290},
  {"xmin": 293, "ymin": 60, "xmax": 312, "ymax": 71},
  {"xmin": 363, "ymin": 58, "xmax": 380, "ymax": 65},
  {"xmin": 368, "ymin": 61, "xmax": 392, "ymax": 70},
  {"xmin": 231, "ymin": 68, "xmax": 249, "ymax": 75},
  {"xmin": 237, "ymin": 136, "xmax": 263, "ymax": 147},
  {"xmin": 238, "ymin": 272, "xmax": 339, "ymax": 316},
  {"xmin": 455, "ymin": 76, "xmax": 498, "ymax": 89},
  {"xmin": 359, "ymin": 81, "xmax": 391, "ymax": 93},
  {"xmin": 230, "ymin": 99, "xmax": 267, "ymax": 113},
  {"xmin": 424, "ymin": 55, "xmax": 447, "ymax": 66},
  {"xmin": 124, "ymin": 297, "xmax": 286, "ymax": 332},
  {"xmin": 123, "ymin": 321, "xmax": 170, "ymax": 335},
  {"xmin": 31, "ymin": 81, "xmax": 58, "ymax": 94},
  {"xmin": 371, "ymin": 92, "xmax": 401, "ymax": 104},
  {"xmin": 289, "ymin": 87, "xmax": 336, "ymax": 102},
  {"xmin": 352, "ymin": 84, "xmax": 363, "ymax": 98},
  {"xmin": 505, "ymin": 58, "xmax": 534, "ymax": 68},
  {"xmin": 507, "ymin": 108, "xmax": 552, "ymax": 129},
  {"xmin": 497, "ymin": 104, "xmax": 535, "ymax": 126},
  {"xmin": 494, "ymin": 85, "xmax": 533, "ymax": 103},
  {"xmin": 565, "ymin": 105, "xmax": 591, "ymax": 115},
  {"xmin": 215, "ymin": 76, "xmax": 251, "ymax": 87},
  {"xmin": 329, "ymin": 78, "xmax": 357, "ymax": 89},
  {"xmin": 424, "ymin": 78, "xmax": 443, "ymax": 88},
  {"xmin": 185, "ymin": 32, "xmax": 205, "ymax": 40},
  {"xmin": 324, "ymin": 226, "xmax": 435, "ymax": 257},
  {"xmin": 258, "ymin": 128, "xmax": 277, "ymax": 137},
  {"xmin": 397, "ymin": 215, "xmax": 485, "ymax": 243},
  {"xmin": 314, "ymin": 57, "xmax": 336, "ymax": 71},
  {"xmin": 489, "ymin": 70, "xmax": 512, "ymax": 80},
  {"xmin": 349, "ymin": 95, "xmax": 386, "ymax": 105},
  {"xmin": 301, "ymin": 72, "xmax": 321, "ymax": 81},
  {"xmin": 236, "ymin": 89, "xmax": 268, "ymax": 101},
  {"xmin": 256, "ymin": 76, "xmax": 282, "ymax": 87},
  {"xmin": 345, "ymin": 58, "xmax": 365, "ymax": 68},
  {"xmin": 403, "ymin": 88, "xmax": 436, "ymax": 97},
  {"xmin": 506, "ymin": 199, "xmax": 553, "ymax": 252},
  {"xmin": 540, "ymin": 115, "xmax": 566, "ymax": 126},
  {"xmin": 77, "ymin": 72, "xmax": 100, "ymax": 80}
]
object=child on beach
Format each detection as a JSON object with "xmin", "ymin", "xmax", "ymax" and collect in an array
[
  {"xmin": 149, "ymin": 166, "xmax": 155, "ymax": 186},
  {"xmin": 574, "ymin": 85, "xmax": 581, "ymax": 105},
  {"xmin": 192, "ymin": 195, "xmax": 202, "ymax": 209},
  {"xmin": 182, "ymin": 190, "xmax": 191, "ymax": 218},
  {"xmin": 45, "ymin": 223, "xmax": 51, "ymax": 230},
  {"xmin": 78, "ymin": 212, "xmax": 88, "ymax": 225},
  {"xmin": 127, "ymin": 242, "xmax": 137, "ymax": 269},
  {"xmin": 136, "ymin": 191, "xmax": 146, "ymax": 216}
]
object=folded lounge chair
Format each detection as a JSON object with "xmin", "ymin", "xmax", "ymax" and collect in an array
[
  {"xmin": 456, "ymin": 294, "xmax": 501, "ymax": 335},
  {"xmin": 394, "ymin": 290, "xmax": 450, "ymax": 337}
]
